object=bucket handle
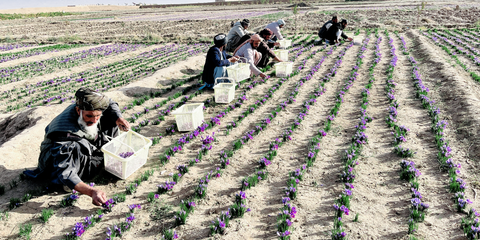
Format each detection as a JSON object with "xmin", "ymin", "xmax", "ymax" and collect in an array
[{"xmin": 233, "ymin": 57, "xmax": 247, "ymax": 65}]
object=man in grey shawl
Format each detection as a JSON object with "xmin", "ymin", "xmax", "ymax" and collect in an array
[
  {"xmin": 226, "ymin": 19, "xmax": 250, "ymax": 52},
  {"xmin": 24, "ymin": 87, "xmax": 130, "ymax": 206}
]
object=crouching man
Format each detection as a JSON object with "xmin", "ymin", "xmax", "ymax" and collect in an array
[
  {"xmin": 24, "ymin": 87, "xmax": 130, "ymax": 206},
  {"xmin": 233, "ymin": 34, "xmax": 267, "ymax": 79}
]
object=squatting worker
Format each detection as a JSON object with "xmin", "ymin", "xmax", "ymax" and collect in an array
[
  {"xmin": 318, "ymin": 15, "xmax": 338, "ymax": 44},
  {"xmin": 200, "ymin": 33, "xmax": 239, "ymax": 90},
  {"xmin": 265, "ymin": 19, "xmax": 286, "ymax": 42},
  {"xmin": 24, "ymin": 88, "xmax": 130, "ymax": 206},
  {"xmin": 236, "ymin": 28, "xmax": 284, "ymax": 68},
  {"xmin": 226, "ymin": 19, "xmax": 250, "ymax": 52},
  {"xmin": 325, "ymin": 19, "xmax": 353, "ymax": 45},
  {"xmin": 233, "ymin": 34, "xmax": 267, "ymax": 79}
]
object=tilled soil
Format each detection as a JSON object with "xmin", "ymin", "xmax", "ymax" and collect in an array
[{"xmin": 2, "ymin": 1, "xmax": 480, "ymax": 240}]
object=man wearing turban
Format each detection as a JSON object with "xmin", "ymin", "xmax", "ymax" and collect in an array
[
  {"xmin": 235, "ymin": 28, "xmax": 284, "ymax": 68},
  {"xmin": 265, "ymin": 19, "xmax": 286, "ymax": 42},
  {"xmin": 24, "ymin": 87, "xmax": 130, "ymax": 206},
  {"xmin": 226, "ymin": 19, "xmax": 250, "ymax": 52},
  {"xmin": 233, "ymin": 34, "xmax": 267, "ymax": 78},
  {"xmin": 201, "ymin": 33, "xmax": 239, "ymax": 90}
]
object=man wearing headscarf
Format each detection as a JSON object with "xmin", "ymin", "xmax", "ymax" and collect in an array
[
  {"xmin": 24, "ymin": 87, "xmax": 130, "ymax": 206},
  {"xmin": 233, "ymin": 34, "xmax": 267, "ymax": 78},
  {"xmin": 226, "ymin": 19, "xmax": 250, "ymax": 52},
  {"xmin": 265, "ymin": 19, "xmax": 286, "ymax": 42},
  {"xmin": 236, "ymin": 28, "xmax": 284, "ymax": 68},
  {"xmin": 201, "ymin": 33, "xmax": 239, "ymax": 90}
]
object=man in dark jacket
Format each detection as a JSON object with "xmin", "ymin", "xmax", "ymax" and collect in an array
[
  {"xmin": 201, "ymin": 33, "xmax": 239, "ymax": 90},
  {"xmin": 324, "ymin": 19, "xmax": 353, "ymax": 45},
  {"xmin": 236, "ymin": 28, "xmax": 283, "ymax": 68},
  {"xmin": 318, "ymin": 16, "xmax": 337, "ymax": 44},
  {"xmin": 24, "ymin": 88, "xmax": 130, "ymax": 206}
]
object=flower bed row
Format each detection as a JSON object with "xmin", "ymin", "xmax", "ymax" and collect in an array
[
  {"xmin": 434, "ymin": 29, "xmax": 480, "ymax": 65},
  {"xmin": 327, "ymin": 31, "xmax": 380, "ymax": 240},
  {"xmin": 0, "ymin": 43, "xmax": 148, "ymax": 85},
  {"xmin": 460, "ymin": 29, "xmax": 480, "ymax": 43},
  {"xmin": 447, "ymin": 29, "xmax": 480, "ymax": 48},
  {"xmin": 0, "ymin": 44, "xmax": 87, "ymax": 64},
  {"xmin": 275, "ymin": 33, "xmax": 371, "ymax": 240},
  {"xmin": 404, "ymin": 36, "xmax": 477, "ymax": 239},
  {"xmin": 385, "ymin": 31, "xmax": 428, "ymax": 238},
  {"xmin": 0, "ymin": 43, "xmax": 38, "ymax": 52},
  {"xmin": 422, "ymin": 30, "xmax": 480, "ymax": 83}
]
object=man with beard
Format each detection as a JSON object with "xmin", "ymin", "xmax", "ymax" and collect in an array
[
  {"xmin": 236, "ymin": 28, "xmax": 283, "ymax": 68},
  {"xmin": 24, "ymin": 88, "xmax": 130, "ymax": 206},
  {"xmin": 233, "ymin": 34, "xmax": 267, "ymax": 79},
  {"xmin": 201, "ymin": 33, "xmax": 239, "ymax": 90}
]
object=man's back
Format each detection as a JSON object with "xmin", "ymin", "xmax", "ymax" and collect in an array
[{"xmin": 318, "ymin": 20, "xmax": 333, "ymax": 38}]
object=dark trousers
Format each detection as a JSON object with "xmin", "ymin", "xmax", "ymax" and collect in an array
[{"xmin": 257, "ymin": 52, "xmax": 270, "ymax": 69}]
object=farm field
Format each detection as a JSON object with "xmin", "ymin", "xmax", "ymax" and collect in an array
[{"xmin": 1, "ymin": 0, "xmax": 480, "ymax": 239}]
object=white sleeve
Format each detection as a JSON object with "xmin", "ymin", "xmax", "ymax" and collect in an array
[
  {"xmin": 274, "ymin": 26, "xmax": 284, "ymax": 40},
  {"xmin": 336, "ymin": 30, "xmax": 342, "ymax": 40},
  {"xmin": 246, "ymin": 48, "xmax": 262, "ymax": 75}
]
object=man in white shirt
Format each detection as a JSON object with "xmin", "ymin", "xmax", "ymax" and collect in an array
[
  {"xmin": 265, "ymin": 19, "xmax": 285, "ymax": 42},
  {"xmin": 233, "ymin": 34, "xmax": 267, "ymax": 79}
]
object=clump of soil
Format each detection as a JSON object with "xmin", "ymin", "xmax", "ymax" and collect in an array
[
  {"xmin": 384, "ymin": 19, "xmax": 402, "ymax": 26},
  {"xmin": 288, "ymin": 2, "xmax": 312, "ymax": 8},
  {"xmin": 0, "ymin": 109, "xmax": 40, "ymax": 146},
  {"xmin": 421, "ymin": 17, "xmax": 436, "ymax": 24}
]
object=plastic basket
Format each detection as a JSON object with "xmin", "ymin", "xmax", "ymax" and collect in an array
[
  {"xmin": 227, "ymin": 57, "xmax": 250, "ymax": 82},
  {"xmin": 102, "ymin": 131, "xmax": 152, "ymax": 179},
  {"xmin": 275, "ymin": 62, "xmax": 293, "ymax": 77},
  {"xmin": 273, "ymin": 49, "xmax": 289, "ymax": 62},
  {"xmin": 171, "ymin": 103, "xmax": 204, "ymax": 132},
  {"xmin": 278, "ymin": 39, "xmax": 292, "ymax": 48},
  {"xmin": 353, "ymin": 37, "xmax": 361, "ymax": 45},
  {"xmin": 213, "ymin": 77, "xmax": 236, "ymax": 104}
]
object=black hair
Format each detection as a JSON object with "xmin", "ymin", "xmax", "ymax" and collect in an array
[{"xmin": 241, "ymin": 19, "xmax": 250, "ymax": 27}]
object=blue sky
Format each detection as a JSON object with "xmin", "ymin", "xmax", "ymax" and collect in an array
[{"xmin": 1, "ymin": 0, "xmax": 214, "ymax": 10}]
